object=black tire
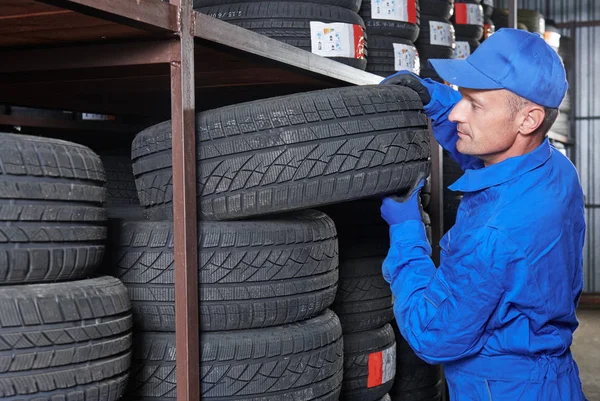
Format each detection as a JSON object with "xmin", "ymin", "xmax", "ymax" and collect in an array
[
  {"xmin": 416, "ymin": 42, "xmax": 455, "ymax": 59},
  {"xmin": 105, "ymin": 210, "xmax": 339, "ymax": 332},
  {"xmin": 0, "ymin": 133, "xmax": 106, "ymax": 284},
  {"xmin": 451, "ymin": 1, "xmax": 484, "ymax": 40},
  {"xmin": 130, "ymin": 310, "xmax": 344, "ymax": 400},
  {"xmin": 332, "ymin": 256, "xmax": 393, "ymax": 333},
  {"xmin": 360, "ymin": 0, "xmax": 420, "ymax": 41},
  {"xmin": 132, "ymin": 85, "xmax": 431, "ymax": 221},
  {"xmin": 518, "ymin": 9, "xmax": 545, "ymax": 35},
  {"xmin": 342, "ymin": 324, "xmax": 396, "ymax": 401},
  {"xmin": 491, "ymin": 7, "xmax": 508, "ymax": 29},
  {"xmin": 390, "ymin": 323, "xmax": 444, "ymax": 401},
  {"xmin": 0, "ymin": 276, "xmax": 132, "ymax": 400},
  {"xmin": 196, "ymin": 2, "xmax": 367, "ymax": 70},
  {"xmin": 415, "ymin": 16, "xmax": 455, "ymax": 50},
  {"xmin": 99, "ymin": 149, "xmax": 140, "ymax": 208},
  {"xmin": 482, "ymin": 3, "xmax": 493, "ymax": 18},
  {"xmin": 194, "ymin": 0, "xmax": 362, "ymax": 12},
  {"xmin": 365, "ymin": 36, "xmax": 420, "ymax": 77},
  {"xmin": 419, "ymin": 0, "xmax": 453, "ymax": 20},
  {"xmin": 419, "ymin": 66, "xmax": 444, "ymax": 83},
  {"xmin": 421, "ymin": 177, "xmax": 431, "ymax": 208}
]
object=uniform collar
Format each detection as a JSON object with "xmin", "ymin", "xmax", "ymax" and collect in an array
[{"xmin": 449, "ymin": 138, "xmax": 552, "ymax": 193}]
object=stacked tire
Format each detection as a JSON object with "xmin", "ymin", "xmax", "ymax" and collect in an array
[
  {"xmin": 0, "ymin": 133, "xmax": 133, "ymax": 401},
  {"xmin": 360, "ymin": 0, "xmax": 421, "ymax": 77},
  {"xmin": 195, "ymin": 0, "xmax": 368, "ymax": 70},
  {"xmin": 101, "ymin": 85, "xmax": 432, "ymax": 400},
  {"xmin": 415, "ymin": 0, "xmax": 456, "ymax": 82},
  {"xmin": 482, "ymin": 0, "xmax": 495, "ymax": 41},
  {"xmin": 451, "ymin": 0, "xmax": 484, "ymax": 60}
]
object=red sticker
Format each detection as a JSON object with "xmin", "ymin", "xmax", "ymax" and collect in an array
[
  {"xmin": 408, "ymin": 0, "xmax": 417, "ymax": 24},
  {"xmin": 353, "ymin": 24, "xmax": 366, "ymax": 59},
  {"xmin": 454, "ymin": 3, "xmax": 468, "ymax": 25},
  {"xmin": 367, "ymin": 351, "xmax": 383, "ymax": 388}
]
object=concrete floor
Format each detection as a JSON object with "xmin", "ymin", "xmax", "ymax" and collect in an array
[{"xmin": 572, "ymin": 308, "xmax": 600, "ymax": 401}]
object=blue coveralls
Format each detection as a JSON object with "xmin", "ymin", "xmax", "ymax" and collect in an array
[{"xmin": 384, "ymin": 84, "xmax": 588, "ymax": 400}]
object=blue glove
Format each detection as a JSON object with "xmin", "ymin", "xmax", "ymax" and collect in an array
[
  {"xmin": 381, "ymin": 179, "xmax": 425, "ymax": 226},
  {"xmin": 380, "ymin": 71, "xmax": 436, "ymax": 106}
]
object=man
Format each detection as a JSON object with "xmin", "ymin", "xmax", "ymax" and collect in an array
[{"xmin": 379, "ymin": 28, "xmax": 588, "ymax": 400}]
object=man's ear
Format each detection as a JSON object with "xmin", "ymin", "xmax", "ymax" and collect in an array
[{"xmin": 519, "ymin": 104, "xmax": 545, "ymax": 136}]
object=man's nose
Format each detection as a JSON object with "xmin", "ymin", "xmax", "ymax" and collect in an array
[{"xmin": 448, "ymin": 100, "xmax": 465, "ymax": 123}]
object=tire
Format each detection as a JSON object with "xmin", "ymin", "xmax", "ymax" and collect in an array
[
  {"xmin": 421, "ymin": 177, "xmax": 431, "ymax": 208},
  {"xmin": 451, "ymin": 1, "xmax": 484, "ymax": 40},
  {"xmin": 332, "ymin": 256, "xmax": 393, "ymax": 333},
  {"xmin": 194, "ymin": 0, "xmax": 362, "ymax": 12},
  {"xmin": 390, "ymin": 323, "xmax": 444, "ymax": 401},
  {"xmin": 483, "ymin": 16, "xmax": 495, "ymax": 40},
  {"xmin": 482, "ymin": 4, "xmax": 493, "ymax": 18},
  {"xmin": 415, "ymin": 16, "xmax": 455, "ymax": 51},
  {"xmin": 419, "ymin": 0, "xmax": 453, "ymax": 20},
  {"xmin": 365, "ymin": 36, "xmax": 420, "ymax": 77},
  {"xmin": 518, "ymin": 9, "xmax": 545, "ymax": 35},
  {"xmin": 0, "ymin": 276, "xmax": 132, "ymax": 401},
  {"xmin": 105, "ymin": 210, "xmax": 339, "ymax": 332},
  {"xmin": 419, "ymin": 66, "xmax": 444, "ymax": 83},
  {"xmin": 416, "ymin": 42, "xmax": 454, "ymax": 59},
  {"xmin": 360, "ymin": 0, "xmax": 420, "ymax": 41},
  {"xmin": 99, "ymin": 149, "xmax": 140, "ymax": 208},
  {"xmin": 196, "ymin": 2, "xmax": 367, "ymax": 70},
  {"xmin": 130, "ymin": 310, "xmax": 344, "ymax": 400},
  {"xmin": 0, "ymin": 133, "xmax": 106, "ymax": 284},
  {"xmin": 132, "ymin": 85, "xmax": 431, "ymax": 221},
  {"xmin": 491, "ymin": 7, "xmax": 508, "ymax": 29},
  {"xmin": 342, "ymin": 324, "xmax": 396, "ymax": 401}
]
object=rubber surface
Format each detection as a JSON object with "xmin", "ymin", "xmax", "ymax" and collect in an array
[
  {"xmin": 194, "ymin": 0, "xmax": 362, "ymax": 12},
  {"xmin": 105, "ymin": 210, "xmax": 339, "ymax": 331},
  {"xmin": 0, "ymin": 133, "xmax": 107, "ymax": 284},
  {"xmin": 365, "ymin": 36, "xmax": 420, "ymax": 77},
  {"xmin": 132, "ymin": 85, "xmax": 431, "ymax": 220},
  {"xmin": 360, "ymin": 0, "xmax": 420, "ymax": 41}
]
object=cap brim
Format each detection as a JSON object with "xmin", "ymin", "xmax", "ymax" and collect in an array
[{"xmin": 429, "ymin": 58, "xmax": 503, "ymax": 90}]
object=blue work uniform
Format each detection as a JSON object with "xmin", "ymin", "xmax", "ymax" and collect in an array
[{"xmin": 384, "ymin": 85, "xmax": 588, "ymax": 400}]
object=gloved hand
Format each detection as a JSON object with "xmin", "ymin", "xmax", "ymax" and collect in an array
[
  {"xmin": 381, "ymin": 179, "xmax": 425, "ymax": 226},
  {"xmin": 380, "ymin": 71, "xmax": 434, "ymax": 106}
]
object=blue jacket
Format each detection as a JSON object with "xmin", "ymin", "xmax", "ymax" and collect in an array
[{"xmin": 384, "ymin": 83, "xmax": 588, "ymax": 400}]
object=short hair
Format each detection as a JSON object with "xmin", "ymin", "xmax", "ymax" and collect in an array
[{"xmin": 505, "ymin": 92, "xmax": 559, "ymax": 137}]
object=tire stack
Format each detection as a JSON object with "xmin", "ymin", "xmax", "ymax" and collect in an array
[
  {"xmin": 451, "ymin": 0, "xmax": 484, "ymax": 60},
  {"xmin": 415, "ymin": 0, "xmax": 456, "ymax": 82},
  {"xmin": 492, "ymin": 8, "xmax": 543, "ymax": 33},
  {"xmin": 481, "ymin": 0, "xmax": 494, "ymax": 41},
  {"xmin": 0, "ymin": 133, "xmax": 133, "ymax": 401},
  {"xmin": 195, "ymin": 0, "xmax": 368, "ymax": 70},
  {"xmin": 360, "ymin": 0, "xmax": 421, "ymax": 77},
  {"xmin": 101, "ymin": 84, "xmax": 432, "ymax": 400}
]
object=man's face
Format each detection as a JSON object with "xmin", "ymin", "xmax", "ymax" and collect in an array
[{"xmin": 448, "ymin": 88, "xmax": 521, "ymax": 165}]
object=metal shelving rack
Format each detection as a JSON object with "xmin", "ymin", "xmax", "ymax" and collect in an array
[{"xmin": 0, "ymin": 1, "xmax": 444, "ymax": 398}]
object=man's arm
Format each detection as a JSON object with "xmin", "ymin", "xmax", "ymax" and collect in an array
[
  {"xmin": 383, "ymin": 222, "xmax": 513, "ymax": 364},
  {"xmin": 381, "ymin": 72, "xmax": 482, "ymax": 171}
]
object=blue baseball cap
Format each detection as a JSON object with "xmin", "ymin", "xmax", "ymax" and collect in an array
[{"xmin": 429, "ymin": 28, "xmax": 567, "ymax": 108}]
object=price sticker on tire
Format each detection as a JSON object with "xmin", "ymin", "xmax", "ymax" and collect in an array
[
  {"xmin": 310, "ymin": 21, "xmax": 366, "ymax": 59},
  {"xmin": 367, "ymin": 344, "xmax": 397, "ymax": 388},
  {"xmin": 455, "ymin": 41, "xmax": 470, "ymax": 59},
  {"xmin": 393, "ymin": 43, "xmax": 420, "ymax": 74},
  {"xmin": 429, "ymin": 21, "xmax": 454, "ymax": 46},
  {"xmin": 370, "ymin": 0, "xmax": 417, "ymax": 23},
  {"xmin": 454, "ymin": 3, "xmax": 484, "ymax": 26}
]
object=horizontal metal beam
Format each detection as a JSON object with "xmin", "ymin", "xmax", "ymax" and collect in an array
[
  {"xmin": 193, "ymin": 11, "xmax": 382, "ymax": 86},
  {"xmin": 37, "ymin": 0, "xmax": 179, "ymax": 32},
  {"xmin": 556, "ymin": 20, "xmax": 600, "ymax": 29},
  {"xmin": 0, "ymin": 41, "xmax": 174, "ymax": 73},
  {"xmin": 0, "ymin": 114, "xmax": 145, "ymax": 133}
]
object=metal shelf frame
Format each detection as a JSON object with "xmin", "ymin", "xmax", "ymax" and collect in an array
[{"xmin": 0, "ymin": 1, "xmax": 444, "ymax": 398}]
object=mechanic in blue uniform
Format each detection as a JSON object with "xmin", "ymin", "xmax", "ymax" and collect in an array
[{"xmin": 379, "ymin": 28, "xmax": 588, "ymax": 400}]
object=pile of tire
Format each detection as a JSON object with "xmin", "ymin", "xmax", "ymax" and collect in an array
[
  {"xmin": 0, "ymin": 133, "xmax": 133, "ymax": 401},
  {"xmin": 195, "ymin": 0, "xmax": 368, "ymax": 70},
  {"xmin": 450, "ymin": 0, "xmax": 484, "ymax": 60},
  {"xmin": 360, "ymin": 0, "xmax": 421, "ymax": 77},
  {"xmin": 415, "ymin": 0, "xmax": 456, "ymax": 82},
  {"xmin": 481, "ymin": 0, "xmax": 495, "ymax": 41},
  {"xmin": 492, "ymin": 7, "xmax": 543, "ymax": 33},
  {"xmin": 100, "ymin": 84, "xmax": 432, "ymax": 400}
]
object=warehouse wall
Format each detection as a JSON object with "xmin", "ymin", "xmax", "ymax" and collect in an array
[{"xmin": 495, "ymin": 0, "xmax": 600, "ymax": 292}]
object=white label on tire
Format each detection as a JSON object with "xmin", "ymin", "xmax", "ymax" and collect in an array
[
  {"xmin": 393, "ymin": 43, "xmax": 420, "ymax": 74},
  {"xmin": 370, "ymin": 0, "xmax": 416, "ymax": 22},
  {"xmin": 367, "ymin": 343, "xmax": 397, "ymax": 388},
  {"xmin": 429, "ymin": 21, "xmax": 454, "ymax": 46},
  {"xmin": 483, "ymin": 0, "xmax": 494, "ymax": 6},
  {"xmin": 454, "ymin": 3, "xmax": 484, "ymax": 26},
  {"xmin": 455, "ymin": 41, "xmax": 470, "ymax": 59},
  {"xmin": 310, "ymin": 22, "xmax": 366, "ymax": 59},
  {"xmin": 382, "ymin": 344, "xmax": 396, "ymax": 384}
]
